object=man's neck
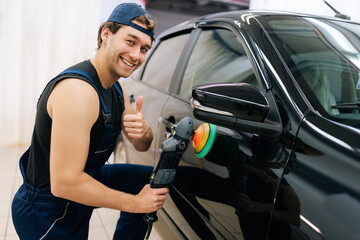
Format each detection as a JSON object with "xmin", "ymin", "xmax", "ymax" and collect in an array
[{"xmin": 91, "ymin": 54, "xmax": 117, "ymax": 89}]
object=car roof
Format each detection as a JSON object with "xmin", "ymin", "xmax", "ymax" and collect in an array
[{"xmin": 157, "ymin": 9, "xmax": 358, "ymax": 40}]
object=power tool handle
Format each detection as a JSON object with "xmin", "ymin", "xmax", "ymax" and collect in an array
[{"xmin": 144, "ymin": 211, "xmax": 158, "ymax": 222}]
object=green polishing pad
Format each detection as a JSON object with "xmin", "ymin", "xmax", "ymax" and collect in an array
[{"xmin": 195, "ymin": 123, "xmax": 217, "ymax": 159}]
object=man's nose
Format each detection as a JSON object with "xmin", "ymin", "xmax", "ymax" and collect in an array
[{"xmin": 129, "ymin": 47, "xmax": 141, "ymax": 62}]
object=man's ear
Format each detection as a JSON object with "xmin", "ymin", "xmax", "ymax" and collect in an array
[{"xmin": 101, "ymin": 27, "xmax": 111, "ymax": 43}]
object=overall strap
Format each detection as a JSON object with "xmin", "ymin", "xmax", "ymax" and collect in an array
[{"xmin": 113, "ymin": 81, "xmax": 125, "ymax": 112}]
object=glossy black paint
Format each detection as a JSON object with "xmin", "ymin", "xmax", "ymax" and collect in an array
[
  {"xmin": 122, "ymin": 10, "xmax": 360, "ymax": 240},
  {"xmin": 192, "ymin": 83, "xmax": 269, "ymax": 122}
]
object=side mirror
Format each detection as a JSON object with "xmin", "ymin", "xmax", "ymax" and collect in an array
[{"xmin": 191, "ymin": 83, "xmax": 282, "ymax": 137}]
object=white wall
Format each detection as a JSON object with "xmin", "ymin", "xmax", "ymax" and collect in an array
[
  {"xmin": 99, "ymin": 0, "xmax": 145, "ymax": 25},
  {"xmin": 0, "ymin": 0, "xmax": 147, "ymax": 146},
  {"xmin": 0, "ymin": 0, "xmax": 100, "ymax": 146},
  {"xmin": 250, "ymin": 0, "xmax": 360, "ymax": 22}
]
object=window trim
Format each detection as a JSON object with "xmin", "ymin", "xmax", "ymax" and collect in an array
[
  {"xmin": 138, "ymin": 29, "xmax": 193, "ymax": 93},
  {"xmin": 172, "ymin": 22, "xmax": 265, "ymax": 102},
  {"xmin": 169, "ymin": 28, "xmax": 202, "ymax": 94}
]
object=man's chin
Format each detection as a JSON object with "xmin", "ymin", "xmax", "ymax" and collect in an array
[
  {"xmin": 120, "ymin": 71, "xmax": 132, "ymax": 79},
  {"xmin": 114, "ymin": 68, "xmax": 132, "ymax": 79}
]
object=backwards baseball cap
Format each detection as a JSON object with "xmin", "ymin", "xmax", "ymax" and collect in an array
[{"xmin": 107, "ymin": 3, "xmax": 155, "ymax": 41}]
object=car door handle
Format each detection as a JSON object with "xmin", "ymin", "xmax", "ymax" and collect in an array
[{"xmin": 159, "ymin": 117, "xmax": 176, "ymax": 131}]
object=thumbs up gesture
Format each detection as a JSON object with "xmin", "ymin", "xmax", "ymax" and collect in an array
[
  {"xmin": 135, "ymin": 95, "xmax": 143, "ymax": 114},
  {"xmin": 123, "ymin": 96, "xmax": 151, "ymax": 140}
]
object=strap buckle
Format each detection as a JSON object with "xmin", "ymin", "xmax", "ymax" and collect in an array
[{"xmin": 102, "ymin": 110, "xmax": 112, "ymax": 126}]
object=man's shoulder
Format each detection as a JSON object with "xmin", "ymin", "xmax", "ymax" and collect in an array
[
  {"xmin": 53, "ymin": 78, "xmax": 97, "ymax": 99},
  {"xmin": 48, "ymin": 78, "xmax": 99, "ymax": 123}
]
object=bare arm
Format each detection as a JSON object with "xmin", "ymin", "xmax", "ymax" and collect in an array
[
  {"xmin": 121, "ymin": 85, "xmax": 154, "ymax": 151},
  {"xmin": 47, "ymin": 79, "xmax": 166, "ymax": 213}
]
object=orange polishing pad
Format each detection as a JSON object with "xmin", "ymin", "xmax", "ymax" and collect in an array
[
  {"xmin": 192, "ymin": 125, "xmax": 204, "ymax": 149},
  {"xmin": 192, "ymin": 123, "xmax": 217, "ymax": 159},
  {"xmin": 192, "ymin": 123, "xmax": 210, "ymax": 154}
]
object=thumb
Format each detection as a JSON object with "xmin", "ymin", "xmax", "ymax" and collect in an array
[{"xmin": 136, "ymin": 96, "xmax": 143, "ymax": 114}]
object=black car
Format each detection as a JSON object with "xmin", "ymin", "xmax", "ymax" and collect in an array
[{"xmin": 120, "ymin": 9, "xmax": 360, "ymax": 240}]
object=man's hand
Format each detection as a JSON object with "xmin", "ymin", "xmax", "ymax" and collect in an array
[
  {"xmin": 133, "ymin": 184, "xmax": 169, "ymax": 213},
  {"xmin": 123, "ymin": 96, "xmax": 151, "ymax": 139}
]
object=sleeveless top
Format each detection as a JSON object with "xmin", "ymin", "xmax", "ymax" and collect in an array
[{"xmin": 26, "ymin": 60, "xmax": 124, "ymax": 188}]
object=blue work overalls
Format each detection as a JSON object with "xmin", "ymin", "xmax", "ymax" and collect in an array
[{"xmin": 11, "ymin": 69, "xmax": 153, "ymax": 240}]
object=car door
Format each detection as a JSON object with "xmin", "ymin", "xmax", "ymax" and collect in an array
[
  {"xmin": 157, "ymin": 23, "xmax": 278, "ymax": 239},
  {"xmin": 121, "ymin": 31, "xmax": 191, "ymax": 166},
  {"xmin": 256, "ymin": 15, "xmax": 360, "ymax": 240}
]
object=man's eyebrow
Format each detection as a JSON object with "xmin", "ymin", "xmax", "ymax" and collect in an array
[{"xmin": 127, "ymin": 33, "xmax": 152, "ymax": 49}]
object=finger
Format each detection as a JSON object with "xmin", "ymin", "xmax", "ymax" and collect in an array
[
  {"xmin": 156, "ymin": 194, "xmax": 167, "ymax": 201},
  {"xmin": 155, "ymin": 205, "xmax": 163, "ymax": 211},
  {"xmin": 155, "ymin": 187, "xmax": 169, "ymax": 195},
  {"xmin": 136, "ymin": 96, "xmax": 143, "ymax": 114},
  {"xmin": 123, "ymin": 120, "xmax": 143, "ymax": 129},
  {"xmin": 126, "ymin": 132, "xmax": 143, "ymax": 139},
  {"xmin": 124, "ymin": 127, "xmax": 144, "ymax": 135},
  {"xmin": 124, "ymin": 114, "xmax": 142, "ymax": 122}
]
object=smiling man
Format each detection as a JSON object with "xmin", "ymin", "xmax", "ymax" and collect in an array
[{"xmin": 11, "ymin": 3, "xmax": 168, "ymax": 240}]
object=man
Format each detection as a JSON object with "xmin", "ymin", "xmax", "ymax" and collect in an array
[{"xmin": 11, "ymin": 3, "xmax": 168, "ymax": 239}]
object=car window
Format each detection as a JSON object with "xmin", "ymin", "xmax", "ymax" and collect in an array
[
  {"xmin": 179, "ymin": 28, "xmax": 259, "ymax": 99},
  {"xmin": 142, "ymin": 33, "xmax": 190, "ymax": 91},
  {"xmin": 260, "ymin": 16, "xmax": 360, "ymax": 124}
]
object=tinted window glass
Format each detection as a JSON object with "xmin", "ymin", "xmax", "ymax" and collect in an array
[
  {"xmin": 142, "ymin": 34, "xmax": 190, "ymax": 91},
  {"xmin": 260, "ymin": 16, "xmax": 360, "ymax": 124},
  {"xmin": 179, "ymin": 28, "xmax": 258, "ymax": 99}
]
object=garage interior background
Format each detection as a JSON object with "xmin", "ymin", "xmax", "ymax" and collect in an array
[{"xmin": 1, "ymin": 0, "xmax": 359, "ymax": 146}]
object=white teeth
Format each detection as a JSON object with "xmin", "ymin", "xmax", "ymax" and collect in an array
[{"xmin": 122, "ymin": 58, "xmax": 135, "ymax": 67}]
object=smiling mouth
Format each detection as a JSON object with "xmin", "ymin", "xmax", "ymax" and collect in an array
[{"xmin": 121, "ymin": 57, "xmax": 136, "ymax": 68}]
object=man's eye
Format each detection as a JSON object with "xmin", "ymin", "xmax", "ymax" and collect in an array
[
  {"xmin": 127, "ymin": 40, "xmax": 134, "ymax": 45},
  {"xmin": 141, "ymin": 47, "xmax": 148, "ymax": 53}
]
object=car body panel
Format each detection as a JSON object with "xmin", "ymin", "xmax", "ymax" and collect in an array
[{"xmin": 122, "ymin": 10, "xmax": 360, "ymax": 240}]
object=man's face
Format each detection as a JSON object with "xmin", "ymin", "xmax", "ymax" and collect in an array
[{"xmin": 103, "ymin": 21, "xmax": 152, "ymax": 78}]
